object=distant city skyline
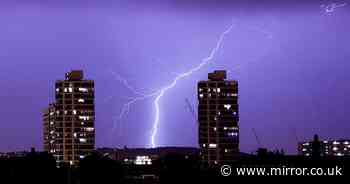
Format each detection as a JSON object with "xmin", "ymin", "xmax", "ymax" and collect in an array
[{"xmin": 0, "ymin": 0, "xmax": 349, "ymax": 154}]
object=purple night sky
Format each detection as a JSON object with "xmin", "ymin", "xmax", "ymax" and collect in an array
[{"xmin": 0, "ymin": 0, "xmax": 349, "ymax": 154}]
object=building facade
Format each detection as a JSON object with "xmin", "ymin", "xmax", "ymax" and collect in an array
[
  {"xmin": 198, "ymin": 70, "xmax": 239, "ymax": 166},
  {"xmin": 43, "ymin": 70, "xmax": 95, "ymax": 166},
  {"xmin": 299, "ymin": 139, "xmax": 350, "ymax": 157},
  {"xmin": 43, "ymin": 104, "xmax": 57, "ymax": 156}
]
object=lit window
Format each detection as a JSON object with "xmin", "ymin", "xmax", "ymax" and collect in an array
[
  {"xmin": 85, "ymin": 127, "xmax": 94, "ymax": 132},
  {"xmin": 64, "ymin": 110, "xmax": 67, "ymax": 115},
  {"xmin": 199, "ymin": 94, "xmax": 204, "ymax": 98},
  {"xmin": 227, "ymin": 93, "xmax": 238, "ymax": 97},
  {"xmin": 229, "ymin": 127, "xmax": 238, "ymax": 130},
  {"xmin": 50, "ymin": 121, "xmax": 54, "ymax": 125},
  {"xmin": 68, "ymin": 87, "xmax": 73, "ymax": 93},
  {"xmin": 199, "ymin": 88, "xmax": 203, "ymax": 92},
  {"xmin": 214, "ymin": 161, "xmax": 218, "ymax": 164},
  {"xmin": 79, "ymin": 155, "xmax": 85, "ymax": 159},
  {"xmin": 50, "ymin": 130, "xmax": 54, "ymax": 134},
  {"xmin": 305, "ymin": 153, "xmax": 310, "ymax": 156},
  {"xmin": 302, "ymin": 143, "xmax": 310, "ymax": 146},
  {"xmin": 228, "ymin": 132, "xmax": 238, "ymax": 137},
  {"xmin": 213, "ymin": 127, "xmax": 217, "ymax": 131},
  {"xmin": 73, "ymin": 110, "xmax": 77, "ymax": 115},
  {"xmin": 81, "ymin": 122, "xmax": 85, "ymax": 125},
  {"xmin": 336, "ymin": 153, "xmax": 343, "ymax": 156},
  {"xmin": 73, "ymin": 133, "xmax": 77, "ymax": 138},
  {"xmin": 202, "ymin": 144, "xmax": 206, "ymax": 148},
  {"xmin": 218, "ymin": 112, "xmax": 221, "ymax": 115},
  {"xmin": 56, "ymin": 88, "xmax": 60, "ymax": 92},
  {"xmin": 78, "ymin": 88, "xmax": 88, "ymax": 92},
  {"xmin": 207, "ymin": 88, "xmax": 211, "ymax": 92},
  {"xmin": 79, "ymin": 116, "xmax": 90, "ymax": 121},
  {"xmin": 209, "ymin": 144, "xmax": 217, "ymax": 148},
  {"xmin": 302, "ymin": 148, "xmax": 307, "ymax": 152},
  {"xmin": 124, "ymin": 158, "xmax": 129, "ymax": 162},
  {"xmin": 64, "ymin": 88, "xmax": 68, "ymax": 93},
  {"xmin": 217, "ymin": 88, "xmax": 221, "ymax": 93},
  {"xmin": 225, "ymin": 149, "xmax": 228, "ymax": 153},
  {"xmin": 344, "ymin": 141, "xmax": 349, "ymax": 145},
  {"xmin": 224, "ymin": 104, "xmax": 231, "ymax": 110},
  {"xmin": 323, "ymin": 141, "xmax": 328, "ymax": 143},
  {"xmin": 50, "ymin": 112, "xmax": 54, "ymax": 116},
  {"xmin": 135, "ymin": 156, "xmax": 152, "ymax": 165},
  {"xmin": 333, "ymin": 147, "xmax": 338, "ymax": 151},
  {"xmin": 56, "ymin": 111, "xmax": 60, "ymax": 115},
  {"xmin": 79, "ymin": 138, "xmax": 87, "ymax": 143},
  {"xmin": 333, "ymin": 141, "xmax": 340, "ymax": 145},
  {"xmin": 78, "ymin": 99, "xmax": 85, "ymax": 103},
  {"xmin": 224, "ymin": 127, "xmax": 227, "ymax": 130}
]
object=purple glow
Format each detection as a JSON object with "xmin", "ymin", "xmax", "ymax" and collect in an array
[{"xmin": 0, "ymin": 0, "xmax": 349, "ymax": 154}]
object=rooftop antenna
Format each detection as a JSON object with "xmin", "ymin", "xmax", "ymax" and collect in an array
[{"xmin": 252, "ymin": 128, "xmax": 262, "ymax": 148}]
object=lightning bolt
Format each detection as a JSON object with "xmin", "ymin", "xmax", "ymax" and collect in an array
[
  {"xmin": 150, "ymin": 21, "xmax": 235, "ymax": 148},
  {"xmin": 320, "ymin": 2, "xmax": 347, "ymax": 14},
  {"xmin": 108, "ymin": 71, "xmax": 160, "ymax": 137}
]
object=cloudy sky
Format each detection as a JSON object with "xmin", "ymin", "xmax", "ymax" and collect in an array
[{"xmin": 0, "ymin": 0, "xmax": 349, "ymax": 154}]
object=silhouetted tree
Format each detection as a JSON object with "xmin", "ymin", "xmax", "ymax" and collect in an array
[{"xmin": 79, "ymin": 152, "xmax": 124, "ymax": 184}]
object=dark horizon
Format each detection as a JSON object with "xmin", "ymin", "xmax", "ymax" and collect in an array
[{"xmin": 0, "ymin": 0, "xmax": 349, "ymax": 154}]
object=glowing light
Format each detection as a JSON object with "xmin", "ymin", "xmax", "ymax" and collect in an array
[
  {"xmin": 79, "ymin": 116, "xmax": 89, "ymax": 120},
  {"xmin": 135, "ymin": 156, "xmax": 152, "ymax": 165},
  {"xmin": 78, "ymin": 88, "xmax": 88, "ymax": 92},
  {"xmin": 150, "ymin": 21, "xmax": 235, "ymax": 148},
  {"xmin": 224, "ymin": 104, "xmax": 231, "ymax": 110},
  {"xmin": 85, "ymin": 127, "xmax": 94, "ymax": 132}
]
